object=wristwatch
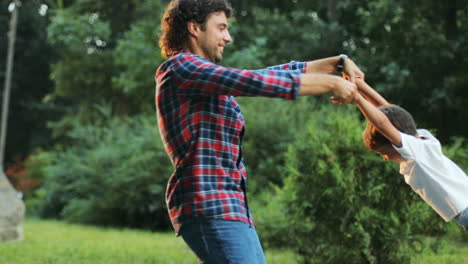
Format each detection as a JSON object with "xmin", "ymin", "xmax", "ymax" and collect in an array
[{"xmin": 337, "ymin": 54, "xmax": 348, "ymax": 72}]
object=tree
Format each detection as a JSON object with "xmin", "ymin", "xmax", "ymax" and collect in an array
[
  {"xmin": 312, "ymin": 0, "xmax": 468, "ymax": 142},
  {"xmin": 231, "ymin": 0, "xmax": 468, "ymax": 141},
  {"xmin": 44, "ymin": 0, "xmax": 165, "ymax": 139},
  {"xmin": 0, "ymin": 0, "xmax": 25, "ymax": 243},
  {"xmin": 0, "ymin": 0, "xmax": 56, "ymax": 167}
]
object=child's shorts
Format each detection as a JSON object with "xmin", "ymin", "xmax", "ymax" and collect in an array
[{"xmin": 455, "ymin": 207, "xmax": 468, "ymax": 231}]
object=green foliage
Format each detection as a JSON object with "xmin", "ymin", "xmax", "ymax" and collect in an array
[
  {"xmin": 113, "ymin": 0, "xmax": 165, "ymax": 107},
  {"xmin": 47, "ymin": 9, "xmax": 111, "ymax": 54},
  {"xmin": 255, "ymin": 102, "xmax": 429, "ymax": 264},
  {"xmin": 238, "ymin": 97, "xmax": 312, "ymax": 193},
  {"xmin": 27, "ymin": 111, "xmax": 173, "ymax": 230},
  {"xmin": 46, "ymin": 7, "xmax": 119, "ymax": 129},
  {"xmin": 230, "ymin": 0, "xmax": 468, "ymax": 141},
  {"xmin": 44, "ymin": 0, "xmax": 166, "ymax": 137},
  {"xmin": 0, "ymin": 0, "xmax": 55, "ymax": 162},
  {"xmin": 224, "ymin": 7, "xmax": 345, "ymax": 67},
  {"xmin": 250, "ymin": 187, "xmax": 296, "ymax": 249},
  {"xmin": 443, "ymin": 137, "xmax": 468, "ymax": 173},
  {"xmin": 347, "ymin": 0, "xmax": 468, "ymax": 141}
]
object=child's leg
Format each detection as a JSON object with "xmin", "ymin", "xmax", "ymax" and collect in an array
[{"xmin": 455, "ymin": 207, "xmax": 468, "ymax": 231}]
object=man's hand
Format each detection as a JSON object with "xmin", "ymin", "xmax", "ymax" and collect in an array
[
  {"xmin": 298, "ymin": 73, "xmax": 358, "ymax": 103},
  {"xmin": 330, "ymin": 77, "xmax": 359, "ymax": 104}
]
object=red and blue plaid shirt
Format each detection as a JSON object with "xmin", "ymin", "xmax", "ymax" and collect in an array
[{"xmin": 155, "ymin": 52, "xmax": 306, "ymax": 234}]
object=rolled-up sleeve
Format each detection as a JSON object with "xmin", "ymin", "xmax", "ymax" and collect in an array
[{"xmin": 266, "ymin": 61, "xmax": 307, "ymax": 73}]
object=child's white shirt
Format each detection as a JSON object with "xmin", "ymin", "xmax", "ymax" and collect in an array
[{"xmin": 393, "ymin": 129, "xmax": 468, "ymax": 221}]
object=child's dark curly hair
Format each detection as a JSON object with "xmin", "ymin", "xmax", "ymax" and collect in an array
[
  {"xmin": 159, "ymin": 0, "xmax": 233, "ymax": 58},
  {"xmin": 363, "ymin": 104, "xmax": 417, "ymax": 150}
]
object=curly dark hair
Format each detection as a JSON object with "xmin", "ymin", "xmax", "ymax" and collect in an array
[
  {"xmin": 159, "ymin": 0, "xmax": 233, "ymax": 58},
  {"xmin": 363, "ymin": 104, "xmax": 417, "ymax": 150}
]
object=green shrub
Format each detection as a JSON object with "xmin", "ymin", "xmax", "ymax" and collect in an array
[
  {"xmin": 443, "ymin": 137, "xmax": 468, "ymax": 173},
  {"xmin": 239, "ymin": 97, "xmax": 312, "ymax": 194},
  {"xmin": 251, "ymin": 187, "xmax": 296, "ymax": 249},
  {"xmin": 256, "ymin": 102, "xmax": 431, "ymax": 264},
  {"xmin": 27, "ymin": 113, "xmax": 173, "ymax": 230}
]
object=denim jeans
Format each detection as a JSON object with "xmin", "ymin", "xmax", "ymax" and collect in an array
[
  {"xmin": 179, "ymin": 219, "xmax": 266, "ymax": 264},
  {"xmin": 455, "ymin": 207, "xmax": 468, "ymax": 230}
]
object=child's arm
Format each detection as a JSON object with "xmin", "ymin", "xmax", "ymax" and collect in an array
[
  {"xmin": 354, "ymin": 92, "xmax": 402, "ymax": 147},
  {"xmin": 355, "ymin": 78, "xmax": 390, "ymax": 107}
]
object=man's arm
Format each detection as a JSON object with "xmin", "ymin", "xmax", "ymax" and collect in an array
[
  {"xmin": 299, "ymin": 73, "xmax": 358, "ymax": 104},
  {"xmin": 171, "ymin": 53, "xmax": 301, "ymax": 99},
  {"xmin": 267, "ymin": 56, "xmax": 364, "ymax": 84},
  {"xmin": 355, "ymin": 79, "xmax": 390, "ymax": 107},
  {"xmin": 305, "ymin": 57, "xmax": 336, "ymax": 74},
  {"xmin": 172, "ymin": 53, "xmax": 357, "ymax": 102},
  {"xmin": 354, "ymin": 93, "xmax": 402, "ymax": 147},
  {"xmin": 306, "ymin": 56, "xmax": 364, "ymax": 83}
]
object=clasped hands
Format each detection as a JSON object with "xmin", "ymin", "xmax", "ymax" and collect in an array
[{"xmin": 330, "ymin": 58, "xmax": 364, "ymax": 105}]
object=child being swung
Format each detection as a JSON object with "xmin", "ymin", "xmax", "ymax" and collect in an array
[{"xmin": 352, "ymin": 79, "xmax": 468, "ymax": 230}]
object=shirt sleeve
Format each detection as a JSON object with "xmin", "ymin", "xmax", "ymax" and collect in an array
[
  {"xmin": 393, "ymin": 132, "xmax": 418, "ymax": 159},
  {"xmin": 171, "ymin": 53, "xmax": 301, "ymax": 99},
  {"xmin": 266, "ymin": 61, "xmax": 307, "ymax": 72},
  {"xmin": 394, "ymin": 129, "xmax": 441, "ymax": 160}
]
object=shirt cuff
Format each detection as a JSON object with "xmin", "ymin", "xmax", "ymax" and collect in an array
[
  {"xmin": 289, "ymin": 70, "xmax": 302, "ymax": 100},
  {"xmin": 288, "ymin": 61, "xmax": 307, "ymax": 73}
]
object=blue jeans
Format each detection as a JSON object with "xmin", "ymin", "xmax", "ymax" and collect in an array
[
  {"xmin": 455, "ymin": 207, "xmax": 468, "ymax": 230},
  {"xmin": 180, "ymin": 219, "xmax": 266, "ymax": 264}
]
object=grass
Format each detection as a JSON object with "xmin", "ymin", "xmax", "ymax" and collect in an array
[
  {"xmin": 408, "ymin": 234, "xmax": 468, "ymax": 264},
  {"xmin": 0, "ymin": 219, "xmax": 466, "ymax": 264},
  {"xmin": 0, "ymin": 219, "xmax": 298, "ymax": 264}
]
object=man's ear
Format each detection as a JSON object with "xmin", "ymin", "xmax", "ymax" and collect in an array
[{"xmin": 187, "ymin": 20, "xmax": 201, "ymax": 37}]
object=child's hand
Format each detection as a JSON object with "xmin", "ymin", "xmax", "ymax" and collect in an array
[{"xmin": 342, "ymin": 58, "xmax": 365, "ymax": 83}]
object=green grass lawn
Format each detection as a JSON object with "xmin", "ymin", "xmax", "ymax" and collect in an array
[
  {"xmin": 0, "ymin": 219, "xmax": 466, "ymax": 264},
  {"xmin": 0, "ymin": 219, "xmax": 298, "ymax": 264},
  {"xmin": 407, "ymin": 234, "xmax": 468, "ymax": 264}
]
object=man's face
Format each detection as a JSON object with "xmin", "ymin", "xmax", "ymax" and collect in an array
[
  {"xmin": 374, "ymin": 145, "xmax": 402, "ymax": 164},
  {"xmin": 197, "ymin": 11, "xmax": 232, "ymax": 63}
]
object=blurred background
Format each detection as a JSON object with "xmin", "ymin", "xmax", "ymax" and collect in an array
[{"xmin": 1, "ymin": 0, "xmax": 467, "ymax": 263}]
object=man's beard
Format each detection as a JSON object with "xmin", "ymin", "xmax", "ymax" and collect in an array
[
  {"xmin": 214, "ymin": 54, "xmax": 223, "ymax": 63},
  {"xmin": 201, "ymin": 44, "xmax": 223, "ymax": 63}
]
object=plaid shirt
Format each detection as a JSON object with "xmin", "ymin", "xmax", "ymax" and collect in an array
[{"xmin": 155, "ymin": 52, "xmax": 306, "ymax": 234}]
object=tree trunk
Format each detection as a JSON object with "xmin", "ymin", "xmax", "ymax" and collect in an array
[
  {"xmin": 0, "ymin": 0, "xmax": 25, "ymax": 243},
  {"xmin": 445, "ymin": 0, "xmax": 457, "ymax": 40},
  {"xmin": 327, "ymin": 0, "xmax": 339, "ymax": 23}
]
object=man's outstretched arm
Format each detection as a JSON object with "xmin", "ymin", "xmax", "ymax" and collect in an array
[
  {"xmin": 170, "ymin": 53, "xmax": 358, "ymax": 103},
  {"xmin": 298, "ymin": 73, "xmax": 358, "ymax": 104},
  {"xmin": 268, "ymin": 55, "xmax": 365, "ymax": 84},
  {"xmin": 306, "ymin": 56, "xmax": 364, "ymax": 83}
]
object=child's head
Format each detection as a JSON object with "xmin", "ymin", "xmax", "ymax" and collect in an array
[{"xmin": 363, "ymin": 104, "xmax": 417, "ymax": 162}]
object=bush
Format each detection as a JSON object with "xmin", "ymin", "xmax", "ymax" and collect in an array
[
  {"xmin": 27, "ymin": 113, "xmax": 173, "ymax": 230},
  {"xmin": 443, "ymin": 137, "xmax": 468, "ymax": 172},
  {"xmin": 238, "ymin": 97, "xmax": 312, "ymax": 194},
  {"xmin": 5, "ymin": 155, "xmax": 41, "ymax": 194},
  {"xmin": 255, "ymin": 102, "xmax": 432, "ymax": 264}
]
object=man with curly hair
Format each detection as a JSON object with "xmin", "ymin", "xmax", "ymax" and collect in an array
[{"xmin": 155, "ymin": 1, "xmax": 364, "ymax": 263}]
